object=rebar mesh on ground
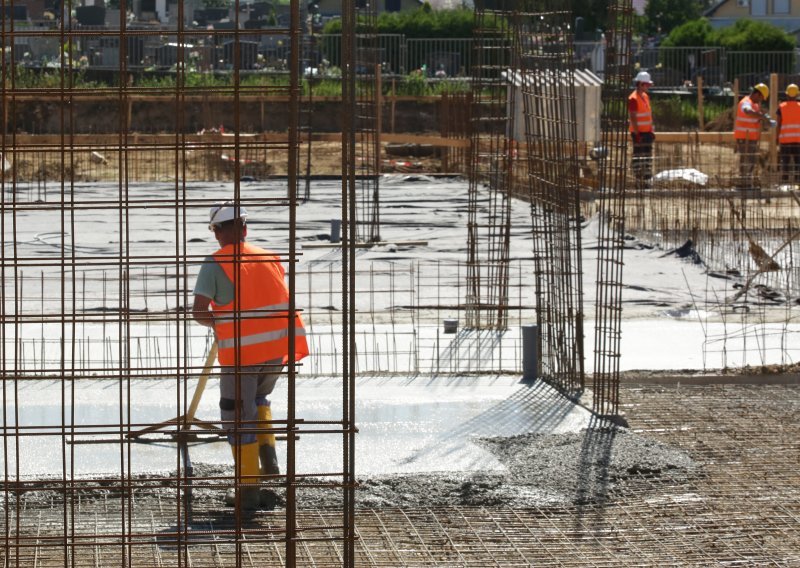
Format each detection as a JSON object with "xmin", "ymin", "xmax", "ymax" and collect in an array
[
  {"xmin": 3, "ymin": 258, "xmax": 537, "ymax": 379},
  {"xmin": 514, "ymin": 4, "xmax": 585, "ymax": 394},
  {"xmin": 624, "ymin": 140, "xmax": 800, "ymax": 299},
  {"xmin": 5, "ymin": 383, "xmax": 799, "ymax": 566},
  {"xmin": 591, "ymin": 0, "xmax": 634, "ymax": 417},
  {"xmin": 616, "ymin": 138, "xmax": 800, "ymax": 368}
]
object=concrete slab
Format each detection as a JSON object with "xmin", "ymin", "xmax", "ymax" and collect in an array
[{"xmin": 2, "ymin": 376, "xmax": 592, "ymax": 478}]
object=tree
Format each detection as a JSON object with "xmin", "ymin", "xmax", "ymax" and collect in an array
[
  {"xmin": 712, "ymin": 19, "xmax": 795, "ymax": 51},
  {"xmin": 572, "ymin": 0, "xmax": 609, "ymax": 36},
  {"xmin": 661, "ymin": 18, "xmax": 713, "ymax": 47},
  {"xmin": 643, "ymin": 0, "xmax": 701, "ymax": 36}
]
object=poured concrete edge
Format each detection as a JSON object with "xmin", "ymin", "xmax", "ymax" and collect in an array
[{"xmin": 616, "ymin": 371, "xmax": 800, "ymax": 386}]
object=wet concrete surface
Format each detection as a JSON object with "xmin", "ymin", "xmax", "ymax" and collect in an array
[{"xmin": 6, "ymin": 376, "xmax": 696, "ymax": 510}]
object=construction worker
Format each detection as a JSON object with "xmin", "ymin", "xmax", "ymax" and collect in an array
[
  {"xmin": 192, "ymin": 201, "xmax": 309, "ymax": 510},
  {"xmin": 734, "ymin": 83, "xmax": 773, "ymax": 190},
  {"xmin": 629, "ymin": 70, "xmax": 655, "ymax": 187},
  {"xmin": 777, "ymin": 83, "xmax": 800, "ymax": 187}
]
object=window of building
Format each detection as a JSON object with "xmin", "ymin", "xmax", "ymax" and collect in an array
[
  {"xmin": 774, "ymin": 0, "xmax": 790, "ymax": 14},
  {"xmin": 751, "ymin": 0, "xmax": 767, "ymax": 15}
]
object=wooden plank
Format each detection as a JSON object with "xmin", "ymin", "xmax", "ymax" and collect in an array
[
  {"xmin": 5, "ymin": 132, "xmax": 471, "ymax": 149},
  {"xmin": 654, "ymin": 132, "xmax": 734, "ymax": 143}
]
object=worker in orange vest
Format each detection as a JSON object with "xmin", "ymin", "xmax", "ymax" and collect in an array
[
  {"xmin": 628, "ymin": 70, "xmax": 655, "ymax": 188},
  {"xmin": 733, "ymin": 83, "xmax": 773, "ymax": 190},
  {"xmin": 193, "ymin": 201, "xmax": 309, "ymax": 511},
  {"xmin": 777, "ymin": 83, "xmax": 800, "ymax": 187}
]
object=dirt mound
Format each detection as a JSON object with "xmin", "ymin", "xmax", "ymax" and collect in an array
[{"xmin": 705, "ymin": 107, "xmax": 734, "ymax": 132}]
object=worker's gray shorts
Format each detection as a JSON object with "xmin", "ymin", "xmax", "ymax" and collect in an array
[{"xmin": 219, "ymin": 357, "xmax": 283, "ymax": 445}]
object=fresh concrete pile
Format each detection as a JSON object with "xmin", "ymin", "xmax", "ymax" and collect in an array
[{"xmin": 287, "ymin": 424, "xmax": 696, "ymax": 509}]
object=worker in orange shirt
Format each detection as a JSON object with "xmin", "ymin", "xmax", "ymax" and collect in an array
[
  {"xmin": 777, "ymin": 83, "xmax": 800, "ymax": 188},
  {"xmin": 628, "ymin": 70, "xmax": 655, "ymax": 188},
  {"xmin": 193, "ymin": 201, "xmax": 309, "ymax": 511},
  {"xmin": 733, "ymin": 83, "xmax": 773, "ymax": 190}
]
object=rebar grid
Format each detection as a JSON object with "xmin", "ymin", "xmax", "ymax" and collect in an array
[
  {"xmin": 2, "ymin": 1, "xmax": 357, "ymax": 565},
  {"xmin": 351, "ymin": 2, "xmax": 381, "ymax": 244},
  {"xmin": 4, "ymin": 383, "xmax": 798, "ymax": 566},
  {"xmin": 466, "ymin": 3, "xmax": 513, "ymax": 330},
  {"xmin": 621, "ymin": 139, "xmax": 800, "ymax": 300},
  {"xmin": 514, "ymin": 4, "xmax": 585, "ymax": 394},
  {"xmin": 591, "ymin": 0, "xmax": 634, "ymax": 418}
]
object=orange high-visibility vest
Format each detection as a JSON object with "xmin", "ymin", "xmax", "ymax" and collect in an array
[
  {"xmin": 734, "ymin": 96, "xmax": 762, "ymax": 141},
  {"xmin": 628, "ymin": 90, "xmax": 653, "ymax": 133},
  {"xmin": 211, "ymin": 242, "xmax": 309, "ymax": 366},
  {"xmin": 779, "ymin": 100, "xmax": 800, "ymax": 144}
]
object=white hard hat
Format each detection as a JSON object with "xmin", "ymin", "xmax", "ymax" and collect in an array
[
  {"xmin": 208, "ymin": 201, "xmax": 248, "ymax": 230},
  {"xmin": 634, "ymin": 71, "xmax": 653, "ymax": 84}
]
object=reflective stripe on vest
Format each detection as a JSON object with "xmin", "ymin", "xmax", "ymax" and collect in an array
[
  {"xmin": 214, "ymin": 302, "xmax": 290, "ymax": 323},
  {"xmin": 779, "ymin": 101, "xmax": 800, "ymax": 143},
  {"xmin": 628, "ymin": 90, "xmax": 653, "ymax": 133},
  {"xmin": 218, "ymin": 326, "xmax": 308, "ymax": 350},
  {"xmin": 734, "ymin": 96, "xmax": 761, "ymax": 141},
  {"xmin": 211, "ymin": 242, "xmax": 309, "ymax": 366}
]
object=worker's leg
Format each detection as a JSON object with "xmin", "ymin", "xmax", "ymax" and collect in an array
[
  {"xmin": 641, "ymin": 132, "xmax": 654, "ymax": 185},
  {"xmin": 220, "ymin": 366, "xmax": 263, "ymax": 509},
  {"xmin": 737, "ymin": 140, "xmax": 758, "ymax": 189},
  {"xmin": 255, "ymin": 358, "xmax": 283, "ymax": 476},
  {"xmin": 631, "ymin": 132, "xmax": 654, "ymax": 187}
]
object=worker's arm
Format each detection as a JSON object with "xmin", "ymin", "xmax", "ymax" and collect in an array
[
  {"xmin": 192, "ymin": 294, "xmax": 215, "ymax": 330},
  {"xmin": 776, "ymin": 109, "xmax": 783, "ymax": 138},
  {"xmin": 742, "ymin": 101, "xmax": 767, "ymax": 120}
]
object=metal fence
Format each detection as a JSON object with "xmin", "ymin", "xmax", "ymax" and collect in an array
[
  {"xmin": 634, "ymin": 46, "xmax": 799, "ymax": 90},
  {"xmin": 317, "ymin": 35, "xmax": 500, "ymax": 76},
  {"xmin": 11, "ymin": 29, "xmax": 800, "ymax": 90},
  {"xmin": 306, "ymin": 39, "xmax": 799, "ymax": 89}
]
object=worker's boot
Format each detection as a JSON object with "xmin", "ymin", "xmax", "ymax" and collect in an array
[
  {"xmin": 257, "ymin": 403, "xmax": 280, "ymax": 476},
  {"xmin": 225, "ymin": 442, "xmax": 265, "ymax": 510}
]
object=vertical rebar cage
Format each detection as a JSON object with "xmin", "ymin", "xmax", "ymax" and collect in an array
[
  {"xmin": 514, "ymin": 1, "xmax": 585, "ymax": 394},
  {"xmin": 467, "ymin": 0, "xmax": 514, "ymax": 330},
  {"xmin": 0, "ymin": 0, "xmax": 355, "ymax": 564},
  {"xmin": 592, "ymin": 0, "xmax": 634, "ymax": 417}
]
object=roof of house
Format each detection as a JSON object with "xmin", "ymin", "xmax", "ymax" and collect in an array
[{"xmin": 703, "ymin": 0, "xmax": 728, "ymax": 17}]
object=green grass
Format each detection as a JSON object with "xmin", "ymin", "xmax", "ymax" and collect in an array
[{"xmin": 651, "ymin": 96, "xmax": 730, "ymax": 130}]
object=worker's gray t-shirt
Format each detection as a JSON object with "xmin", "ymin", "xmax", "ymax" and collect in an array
[{"xmin": 193, "ymin": 256, "xmax": 234, "ymax": 305}]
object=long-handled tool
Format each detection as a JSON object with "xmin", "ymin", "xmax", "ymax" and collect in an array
[
  {"xmin": 126, "ymin": 340, "xmax": 222, "ymax": 439},
  {"xmin": 71, "ymin": 340, "xmax": 224, "ymax": 521}
]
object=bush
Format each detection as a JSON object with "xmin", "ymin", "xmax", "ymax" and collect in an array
[
  {"xmin": 323, "ymin": 8, "xmax": 476, "ymax": 38},
  {"xmin": 713, "ymin": 19, "xmax": 795, "ymax": 51},
  {"xmin": 650, "ymin": 95, "xmax": 729, "ymax": 131},
  {"xmin": 663, "ymin": 17, "xmax": 795, "ymax": 51},
  {"xmin": 662, "ymin": 19, "xmax": 714, "ymax": 48}
]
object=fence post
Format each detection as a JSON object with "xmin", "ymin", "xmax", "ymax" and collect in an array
[
  {"xmin": 769, "ymin": 72, "xmax": 779, "ymax": 180},
  {"xmin": 697, "ymin": 76, "xmax": 704, "ymax": 130},
  {"xmin": 522, "ymin": 324, "xmax": 538, "ymax": 382},
  {"xmin": 391, "ymin": 78, "xmax": 396, "ymax": 134}
]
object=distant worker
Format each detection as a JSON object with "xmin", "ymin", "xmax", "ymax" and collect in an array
[
  {"xmin": 629, "ymin": 70, "xmax": 655, "ymax": 188},
  {"xmin": 777, "ymin": 83, "xmax": 800, "ymax": 187},
  {"xmin": 734, "ymin": 83, "xmax": 774, "ymax": 190},
  {"xmin": 192, "ymin": 201, "xmax": 309, "ymax": 511}
]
